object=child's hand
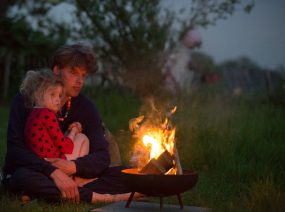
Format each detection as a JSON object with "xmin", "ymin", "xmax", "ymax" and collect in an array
[{"xmin": 68, "ymin": 122, "xmax": 82, "ymax": 133}]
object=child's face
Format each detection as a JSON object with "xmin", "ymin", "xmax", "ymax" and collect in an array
[{"xmin": 37, "ymin": 85, "xmax": 63, "ymax": 112}]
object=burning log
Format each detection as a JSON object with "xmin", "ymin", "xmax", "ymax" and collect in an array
[
  {"xmin": 139, "ymin": 150, "xmax": 174, "ymax": 175},
  {"xmin": 173, "ymin": 143, "xmax": 183, "ymax": 175}
]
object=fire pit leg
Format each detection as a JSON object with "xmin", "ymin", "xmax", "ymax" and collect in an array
[
  {"xmin": 125, "ymin": 191, "xmax": 135, "ymax": 208},
  {"xmin": 160, "ymin": 196, "xmax": 163, "ymax": 211},
  {"xmin": 177, "ymin": 193, "xmax": 184, "ymax": 209}
]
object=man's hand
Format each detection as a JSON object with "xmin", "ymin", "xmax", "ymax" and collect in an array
[
  {"xmin": 50, "ymin": 169, "xmax": 80, "ymax": 203},
  {"xmin": 46, "ymin": 158, "xmax": 76, "ymax": 176}
]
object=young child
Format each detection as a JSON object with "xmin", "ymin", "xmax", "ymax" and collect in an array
[{"xmin": 20, "ymin": 69, "xmax": 89, "ymax": 163}]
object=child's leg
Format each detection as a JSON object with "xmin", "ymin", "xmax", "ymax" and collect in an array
[
  {"xmin": 65, "ymin": 133, "xmax": 96, "ymax": 186},
  {"xmin": 65, "ymin": 133, "xmax": 89, "ymax": 161}
]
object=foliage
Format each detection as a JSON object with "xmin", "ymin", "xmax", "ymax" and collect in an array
[
  {"xmin": 0, "ymin": 0, "xmax": 255, "ymax": 101},
  {"xmin": 186, "ymin": 0, "xmax": 255, "ymax": 29},
  {"xmin": 189, "ymin": 51, "xmax": 218, "ymax": 74},
  {"xmin": 69, "ymin": 0, "xmax": 254, "ymax": 97},
  {"xmin": 71, "ymin": 0, "xmax": 175, "ymax": 96},
  {"xmin": 0, "ymin": 0, "xmax": 69, "ymax": 104},
  {"xmin": 218, "ymin": 56, "xmax": 261, "ymax": 72}
]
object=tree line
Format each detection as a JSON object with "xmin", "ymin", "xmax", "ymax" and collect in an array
[{"xmin": 0, "ymin": 0, "xmax": 254, "ymax": 104}]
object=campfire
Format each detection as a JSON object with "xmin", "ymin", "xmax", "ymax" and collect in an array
[
  {"xmin": 128, "ymin": 106, "xmax": 183, "ymax": 175},
  {"xmin": 121, "ymin": 104, "xmax": 198, "ymax": 210}
]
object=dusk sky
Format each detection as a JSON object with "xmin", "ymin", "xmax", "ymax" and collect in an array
[
  {"xmin": 165, "ymin": 0, "xmax": 285, "ymax": 69},
  {"xmin": 51, "ymin": 0, "xmax": 285, "ymax": 70}
]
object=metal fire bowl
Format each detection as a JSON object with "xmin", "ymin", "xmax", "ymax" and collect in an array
[{"xmin": 121, "ymin": 168, "xmax": 198, "ymax": 197}]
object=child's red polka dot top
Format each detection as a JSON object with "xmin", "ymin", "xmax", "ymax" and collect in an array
[{"xmin": 24, "ymin": 108, "xmax": 74, "ymax": 159}]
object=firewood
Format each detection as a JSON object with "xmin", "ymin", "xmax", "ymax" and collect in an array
[{"xmin": 139, "ymin": 150, "xmax": 174, "ymax": 174}]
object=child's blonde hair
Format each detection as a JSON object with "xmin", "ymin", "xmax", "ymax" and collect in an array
[{"xmin": 20, "ymin": 69, "xmax": 63, "ymax": 108}]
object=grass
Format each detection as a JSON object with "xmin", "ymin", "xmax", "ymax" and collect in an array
[
  {"xmin": 1, "ymin": 86, "xmax": 285, "ymax": 211},
  {"xmin": 175, "ymin": 91, "xmax": 285, "ymax": 211}
]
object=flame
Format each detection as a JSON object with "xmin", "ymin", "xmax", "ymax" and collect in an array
[
  {"xmin": 143, "ymin": 134, "xmax": 161, "ymax": 159},
  {"xmin": 130, "ymin": 105, "xmax": 181, "ymax": 174},
  {"xmin": 142, "ymin": 125, "xmax": 176, "ymax": 161}
]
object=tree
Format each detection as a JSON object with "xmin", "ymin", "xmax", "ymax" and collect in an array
[
  {"xmin": 185, "ymin": 0, "xmax": 254, "ymax": 28},
  {"xmin": 68, "ymin": 0, "xmax": 254, "ymax": 96},
  {"xmin": 71, "ymin": 0, "xmax": 175, "ymax": 96},
  {"xmin": 0, "ymin": 0, "xmax": 69, "ymax": 104},
  {"xmin": 0, "ymin": 0, "xmax": 255, "ymax": 101}
]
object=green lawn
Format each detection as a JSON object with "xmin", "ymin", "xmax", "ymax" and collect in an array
[{"xmin": 1, "ymin": 88, "xmax": 285, "ymax": 211}]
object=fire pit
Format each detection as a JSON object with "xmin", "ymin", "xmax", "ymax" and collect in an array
[
  {"xmin": 125, "ymin": 105, "xmax": 198, "ymax": 210},
  {"xmin": 121, "ymin": 168, "xmax": 198, "ymax": 210}
]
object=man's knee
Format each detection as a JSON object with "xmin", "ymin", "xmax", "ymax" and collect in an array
[
  {"xmin": 10, "ymin": 168, "xmax": 33, "ymax": 186},
  {"xmin": 7, "ymin": 168, "xmax": 61, "ymax": 202},
  {"xmin": 5, "ymin": 167, "xmax": 36, "ymax": 194}
]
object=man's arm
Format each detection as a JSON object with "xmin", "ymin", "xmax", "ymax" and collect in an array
[
  {"xmin": 50, "ymin": 169, "xmax": 80, "ymax": 203},
  {"xmin": 73, "ymin": 96, "xmax": 110, "ymax": 178},
  {"xmin": 4, "ymin": 93, "xmax": 56, "ymax": 176}
]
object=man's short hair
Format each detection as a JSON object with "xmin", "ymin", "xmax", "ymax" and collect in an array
[{"xmin": 51, "ymin": 44, "xmax": 98, "ymax": 74}]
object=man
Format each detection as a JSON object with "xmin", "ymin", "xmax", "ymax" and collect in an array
[{"xmin": 2, "ymin": 44, "xmax": 131, "ymax": 203}]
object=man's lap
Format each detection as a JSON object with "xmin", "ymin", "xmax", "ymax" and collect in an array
[
  {"xmin": 83, "ymin": 166, "xmax": 131, "ymax": 194},
  {"xmin": 4, "ymin": 167, "xmax": 93, "ymax": 203},
  {"xmin": 3, "ymin": 166, "xmax": 130, "ymax": 203}
]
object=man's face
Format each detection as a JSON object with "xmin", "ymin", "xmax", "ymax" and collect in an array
[{"xmin": 54, "ymin": 66, "xmax": 87, "ymax": 97}]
